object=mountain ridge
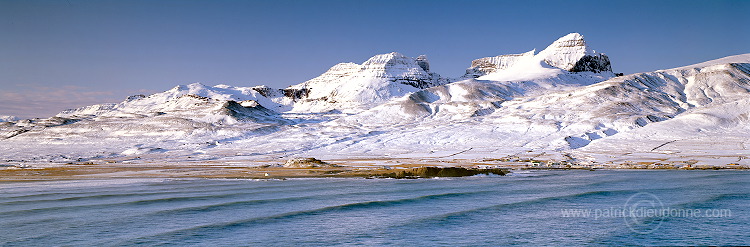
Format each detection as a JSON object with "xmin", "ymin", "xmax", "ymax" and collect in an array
[{"xmin": 2, "ymin": 33, "xmax": 749, "ymax": 167}]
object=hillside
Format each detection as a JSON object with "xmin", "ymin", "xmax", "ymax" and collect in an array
[{"xmin": 1, "ymin": 33, "xmax": 748, "ymax": 167}]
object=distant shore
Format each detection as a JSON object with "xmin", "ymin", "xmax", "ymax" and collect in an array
[{"xmin": 1, "ymin": 157, "xmax": 748, "ymax": 181}]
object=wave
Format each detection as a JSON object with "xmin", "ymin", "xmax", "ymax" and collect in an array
[
  {"xmin": 3, "ymin": 170, "xmax": 750, "ymax": 246},
  {"xmin": 0, "ymin": 179, "xmax": 382, "ymax": 214},
  {"xmin": 0, "ymin": 178, "xmax": 341, "ymax": 202},
  {"xmin": 391, "ymin": 189, "xmax": 640, "ymax": 228},
  {"xmin": 123, "ymin": 190, "xmax": 497, "ymax": 244}
]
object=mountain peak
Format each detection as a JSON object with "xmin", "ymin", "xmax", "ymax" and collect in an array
[
  {"xmin": 282, "ymin": 52, "xmax": 447, "ymax": 113},
  {"xmin": 541, "ymin": 33, "xmax": 593, "ymax": 55},
  {"xmin": 362, "ymin": 52, "xmax": 415, "ymax": 67},
  {"xmin": 462, "ymin": 33, "xmax": 612, "ymax": 79},
  {"xmin": 416, "ymin": 55, "xmax": 430, "ymax": 72},
  {"xmin": 538, "ymin": 32, "xmax": 611, "ymax": 73},
  {"xmin": 551, "ymin": 33, "xmax": 587, "ymax": 47}
]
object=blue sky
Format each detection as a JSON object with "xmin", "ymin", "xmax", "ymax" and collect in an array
[{"xmin": 1, "ymin": 0, "xmax": 749, "ymax": 118}]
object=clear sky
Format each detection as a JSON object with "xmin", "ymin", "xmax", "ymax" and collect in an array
[{"xmin": 1, "ymin": 0, "xmax": 749, "ymax": 118}]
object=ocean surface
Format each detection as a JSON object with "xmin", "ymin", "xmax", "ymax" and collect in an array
[{"xmin": 1, "ymin": 170, "xmax": 748, "ymax": 246}]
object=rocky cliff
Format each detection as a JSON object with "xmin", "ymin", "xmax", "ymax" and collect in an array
[{"xmin": 462, "ymin": 33, "xmax": 612, "ymax": 79}]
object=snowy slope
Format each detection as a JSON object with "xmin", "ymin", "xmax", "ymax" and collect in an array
[
  {"xmin": 576, "ymin": 57, "xmax": 750, "ymax": 164},
  {"xmin": 463, "ymin": 50, "xmax": 537, "ymax": 78},
  {"xmin": 1, "ymin": 33, "xmax": 749, "ymax": 167},
  {"xmin": 346, "ymin": 33, "xmax": 615, "ymax": 125},
  {"xmin": 295, "ymin": 55, "xmax": 750, "ymax": 165},
  {"xmin": 286, "ymin": 52, "xmax": 449, "ymax": 113},
  {"xmin": 56, "ymin": 83, "xmax": 288, "ymax": 119},
  {"xmin": 0, "ymin": 82, "xmax": 294, "ymax": 162},
  {"xmin": 0, "ymin": 116, "xmax": 18, "ymax": 122}
]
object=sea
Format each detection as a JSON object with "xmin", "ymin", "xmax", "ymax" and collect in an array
[{"xmin": 1, "ymin": 170, "xmax": 748, "ymax": 246}]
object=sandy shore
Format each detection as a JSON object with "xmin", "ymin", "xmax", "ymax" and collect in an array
[
  {"xmin": 1, "ymin": 157, "xmax": 747, "ymax": 181},
  {"xmin": 0, "ymin": 158, "xmax": 501, "ymax": 180}
]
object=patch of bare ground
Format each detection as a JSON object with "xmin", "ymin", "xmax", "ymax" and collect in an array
[{"xmin": 2, "ymin": 156, "xmax": 748, "ymax": 181}]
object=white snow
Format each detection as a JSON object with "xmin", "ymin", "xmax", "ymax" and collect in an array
[
  {"xmin": 536, "ymin": 33, "xmax": 597, "ymax": 71},
  {"xmin": 1, "ymin": 33, "xmax": 749, "ymax": 167},
  {"xmin": 477, "ymin": 56, "xmax": 565, "ymax": 82},
  {"xmin": 287, "ymin": 52, "xmax": 448, "ymax": 113},
  {"xmin": 0, "ymin": 116, "xmax": 18, "ymax": 122}
]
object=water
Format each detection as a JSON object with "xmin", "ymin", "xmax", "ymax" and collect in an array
[{"xmin": 1, "ymin": 170, "xmax": 748, "ymax": 246}]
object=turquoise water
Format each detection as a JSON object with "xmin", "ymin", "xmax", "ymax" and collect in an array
[{"xmin": 1, "ymin": 170, "xmax": 748, "ymax": 246}]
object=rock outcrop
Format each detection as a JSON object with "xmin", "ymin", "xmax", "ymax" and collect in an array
[
  {"xmin": 283, "ymin": 157, "xmax": 338, "ymax": 168},
  {"xmin": 462, "ymin": 33, "xmax": 612, "ymax": 78},
  {"xmin": 463, "ymin": 50, "xmax": 536, "ymax": 78},
  {"xmin": 377, "ymin": 167, "xmax": 508, "ymax": 178},
  {"xmin": 536, "ymin": 33, "xmax": 612, "ymax": 73}
]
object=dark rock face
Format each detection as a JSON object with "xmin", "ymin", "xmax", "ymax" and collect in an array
[
  {"xmin": 416, "ymin": 55, "xmax": 430, "ymax": 72},
  {"xmin": 180, "ymin": 94, "xmax": 211, "ymax": 101},
  {"xmin": 224, "ymin": 101, "xmax": 273, "ymax": 116},
  {"xmin": 570, "ymin": 54, "xmax": 612, "ymax": 73},
  {"xmin": 395, "ymin": 77, "xmax": 434, "ymax": 89},
  {"xmin": 222, "ymin": 100, "xmax": 288, "ymax": 123},
  {"xmin": 252, "ymin": 86, "xmax": 310, "ymax": 102},
  {"xmin": 281, "ymin": 88, "xmax": 309, "ymax": 100},
  {"xmin": 126, "ymin": 94, "xmax": 146, "ymax": 101},
  {"xmin": 251, "ymin": 86, "xmax": 274, "ymax": 98},
  {"xmin": 378, "ymin": 167, "xmax": 507, "ymax": 178}
]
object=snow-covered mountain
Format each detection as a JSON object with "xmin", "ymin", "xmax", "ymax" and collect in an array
[
  {"xmin": 0, "ymin": 116, "xmax": 18, "ymax": 122},
  {"xmin": 285, "ymin": 52, "xmax": 449, "ymax": 113},
  {"xmin": 1, "ymin": 33, "xmax": 748, "ymax": 166},
  {"xmin": 462, "ymin": 33, "xmax": 612, "ymax": 79}
]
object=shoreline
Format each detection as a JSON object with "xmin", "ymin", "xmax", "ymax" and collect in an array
[{"xmin": 2, "ymin": 158, "xmax": 748, "ymax": 181}]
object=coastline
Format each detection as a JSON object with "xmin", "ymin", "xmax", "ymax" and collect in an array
[{"xmin": 2, "ymin": 157, "xmax": 748, "ymax": 181}]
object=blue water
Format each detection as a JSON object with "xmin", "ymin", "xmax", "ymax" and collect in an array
[{"xmin": 1, "ymin": 170, "xmax": 748, "ymax": 246}]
